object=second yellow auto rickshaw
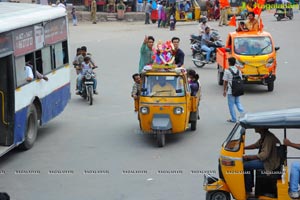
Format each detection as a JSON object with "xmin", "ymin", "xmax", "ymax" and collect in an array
[
  {"xmin": 137, "ymin": 65, "xmax": 201, "ymax": 147},
  {"xmin": 203, "ymin": 108, "xmax": 300, "ymax": 199}
]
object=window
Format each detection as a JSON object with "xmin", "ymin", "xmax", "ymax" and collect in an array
[
  {"xmin": 54, "ymin": 43, "xmax": 64, "ymax": 69},
  {"xmin": 42, "ymin": 47, "xmax": 52, "ymax": 74},
  {"xmin": 15, "ymin": 56, "xmax": 27, "ymax": 87},
  {"xmin": 223, "ymin": 124, "xmax": 244, "ymax": 152}
]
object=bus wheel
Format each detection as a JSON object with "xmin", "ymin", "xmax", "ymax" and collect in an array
[
  {"xmin": 19, "ymin": 104, "xmax": 38, "ymax": 150},
  {"xmin": 207, "ymin": 191, "xmax": 231, "ymax": 200},
  {"xmin": 267, "ymin": 81, "xmax": 274, "ymax": 92},
  {"xmin": 157, "ymin": 133, "xmax": 165, "ymax": 147}
]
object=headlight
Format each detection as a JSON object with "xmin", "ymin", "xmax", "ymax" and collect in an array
[
  {"xmin": 236, "ymin": 60, "xmax": 245, "ymax": 68},
  {"xmin": 85, "ymin": 73, "xmax": 92, "ymax": 80},
  {"xmin": 140, "ymin": 107, "xmax": 149, "ymax": 114},
  {"xmin": 266, "ymin": 58, "xmax": 274, "ymax": 67},
  {"xmin": 174, "ymin": 107, "xmax": 184, "ymax": 115}
]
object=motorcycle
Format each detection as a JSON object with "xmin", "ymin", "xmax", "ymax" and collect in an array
[
  {"xmin": 274, "ymin": 7, "xmax": 293, "ymax": 21},
  {"xmin": 190, "ymin": 34, "xmax": 202, "ymax": 45},
  {"xmin": 81, "ymin": 68, "xmax": 96, "ymax": 105},
  {"xmin": 191, "ymin": 32, "xmax": 224, "ymax": 68}
]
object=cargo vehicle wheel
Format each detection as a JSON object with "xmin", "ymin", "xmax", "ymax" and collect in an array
[
  {"xmin": 206, "ymin": 191, "xmax": 231, "ymax": 200},
  {"xmin": 267, "ymin": 81, "xmax": 274, "ymax": 92},
  {"xmin": 276, "ymin": 16, "xmax": 281, "ymax": 21},
  {"xmin": 218, "ymin": 69, "xmax": 224, "ymax": 85},
  {"xmin": 193, "ymin": 53, "xmax": 205, "ymax": 68},
  {"xmin": 19, "ymin": 104, "xmax": 38, "ymax": 150},
  {"xmin": 157, "ymin": 133, "xmax": 165, "ymax": 147}
]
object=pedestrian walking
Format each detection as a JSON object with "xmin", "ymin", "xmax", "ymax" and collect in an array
[
  {"xmin": 91, "ymin": 0, "xmax": 97, "ymax": 24},
  {"xmin": 218, "ymin": 0, "xmax": 229, "ymax": 26},
  {"xmin": 144, "ymin": 0, "xmax": 152, "ymax": 24},
  {"xmin": 223, "ymin": 57, "xmax": 245, "ymax": 123},
  {"xmin": 71, "ymin": 7, "xmax": 78, "ymax": 26}
]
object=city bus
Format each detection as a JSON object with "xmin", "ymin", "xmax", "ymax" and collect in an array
[{"xmin": 0, "ymin": 3, "xmax": 70, "ymax": 156}]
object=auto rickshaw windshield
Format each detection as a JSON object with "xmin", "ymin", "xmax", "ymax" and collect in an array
[
  {"xmin": 141, "ymin": 75, "xmax": 185, "ymax": 97},
  {"xmin": 234, "ymin": 36, "xmax": 273, "ymax": 56},
  {"xmin": 223, "ymin": 124, "xmax": 245, "ymax": 152}
]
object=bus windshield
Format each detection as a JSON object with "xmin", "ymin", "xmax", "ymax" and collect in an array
[{"xmin": 234, "ymin": 36, "xmax": 273, "ymax": 56}]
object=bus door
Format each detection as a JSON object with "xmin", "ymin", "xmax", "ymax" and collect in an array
[{"xmin": 0, "ymin": 55, "xmax": 15, "ymax": 146}]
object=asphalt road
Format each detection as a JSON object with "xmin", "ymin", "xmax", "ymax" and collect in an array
[{"xmin": 0, "ymin": 10, "xmax": 300, "ymax": 200}]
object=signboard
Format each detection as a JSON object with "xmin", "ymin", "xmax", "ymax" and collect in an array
[
  {"xmin": 44, "ymin": 18, "xmax": 67, "ymax": 45},
  {"xmin": 34, "ymin": 25, "xmax": 44, "ymax": 50},
  {"xmin": 0, "ymin": 33, "xmax": 13, "ymax": 55},
  {"xmin": 13, "ymin": 26, "xmax": 35, "ymax": 56}
]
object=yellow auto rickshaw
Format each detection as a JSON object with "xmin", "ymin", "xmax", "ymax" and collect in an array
[
  {"xmin": 137, "ymin": 65, "xmax": 201, "ymax": 147},
  {"xmin": 175, "ymin": 0, "xmax": 201, "ymax": 21},
  {"xmin": 203, "ymin": 108, "xmax": 300, "ymax": 200}
]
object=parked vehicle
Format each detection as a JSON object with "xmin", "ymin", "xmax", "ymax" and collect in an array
[
  {"xmin": 80, "ymin": 69, "xmax": 96, "ymax": 105},
  {"xmin": 274, "ymin": 7, "xmax": 294, "ymax": 21},
  {"xmin": 137, "ymin": 65, "xmax": 201, "ymax": 147},
  {"xmin": 175, "ymin": 0, "xmax": 201, "ymax": 21},
  {"xmin": 203, "ymin": 108, "xmax": 300, "ymax": 200},
  {"xmin": 216, "ymin": 30, "xmax": 280, "ymax": 91}
]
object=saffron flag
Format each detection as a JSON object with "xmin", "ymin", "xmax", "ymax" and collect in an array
[
  {"xmin": 228, "ymin": 15, "xmax": 236, "ymax": 27},
  {"xmin": 253, "ymin": 7, "xmax": 262, "ymax": 15}
]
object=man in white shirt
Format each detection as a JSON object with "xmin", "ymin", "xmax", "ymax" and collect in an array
[{"xmin": 223, "ymin": 57, "xmax": 244, "ymax": 123}]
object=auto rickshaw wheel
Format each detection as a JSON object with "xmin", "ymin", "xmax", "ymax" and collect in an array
[
  {"xmin": 206, "ymin": 191, "xmax": 231, "ymax": 200},
  {"xmin": 217, "ymin": 68, "xmax": 224, "ymax": 85},
  {"xmin": 267, "ymin": 81, "xmax": 274, "ymax": 92},
  {"xmin": 157, "ymin": 133, "xmax": 165, "ymax": 147},
  {"xmin": 191, "ymin": 120, "xmax": 197, "ymax": 131}
]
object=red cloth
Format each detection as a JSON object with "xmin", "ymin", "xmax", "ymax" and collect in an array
[
  {"xmin": 151, "ymin": 10, "xmax": 158, "ymax": 20},
  {"xmin": 228, "ymin": 15, "xmax": 236, "ymax": 27},
  {"xmin": 219, "ymin": 0, "xmax": 230, "ymax": 9}
]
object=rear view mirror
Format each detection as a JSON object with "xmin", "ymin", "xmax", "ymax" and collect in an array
[
  {"xmin": 225, "ymin": 48, "xmax": 231, "ymax": 52},
  {"xmin": 176, "ymin": 89, "xmax": 183, "ymax": 93},
  {"xmin": 275, "ymin": 47, "xmax": 280, "ymax": 51}
]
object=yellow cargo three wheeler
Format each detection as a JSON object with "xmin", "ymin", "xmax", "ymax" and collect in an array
[
  {"xmin": 137, "ymin": 65, "xmax": 201, "ymax": 147},
  {"xmin": 204, "ymin": 108, "xmax": 300, "ymax": 200}
]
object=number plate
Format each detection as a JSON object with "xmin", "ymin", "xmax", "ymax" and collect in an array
[{"xmin": 84, "ymin": 81, "xmax": 94, "ymax": 84}]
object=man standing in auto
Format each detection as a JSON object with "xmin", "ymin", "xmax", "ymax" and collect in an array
[{"xmin": 171, "ymin": 37, "xmax": 185, "ymax": 68}]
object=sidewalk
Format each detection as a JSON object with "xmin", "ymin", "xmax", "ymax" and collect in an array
[{"xmin": 68, "ymin": 10, "xmax": 145, "ymax": 22}]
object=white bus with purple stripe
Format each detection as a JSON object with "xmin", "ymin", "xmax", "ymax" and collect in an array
[{"xmin": 0, "ymin": 3, "xmax": 70, "ymax": 156}]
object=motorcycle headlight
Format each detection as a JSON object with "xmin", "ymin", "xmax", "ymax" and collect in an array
[
  {"xmin": 266, "ymin": 58, "xmax": 274, "ymax": 67},
  {"xmin": 85, "ymin": 73, "xmax": 92, "ymax": 80},
  {"xmin": 174, "ymin": 107, "xmax": 184, "ymax": 115},
  {"xmin": 140, "ymin": 107, "xmax": 149, "ymax": 114},
  {"xmin": 236, "ymin": 60, "xmax": 245, "ymax": 68}
]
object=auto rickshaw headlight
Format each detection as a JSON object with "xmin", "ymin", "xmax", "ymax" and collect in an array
[
  {"xmin": 266, "ymin": 58, "xmax": 274, "ymax": 67},
  {"xmin": 140, "ymin": 107, "xmax": 149, "ymax": 114},
  {"xmin": 236, "ymin": 60, "xmax": 245, "ymax": 68},
  {"xmin": 174, "ymin": 107, "xmax": 184, "ymax": 115}
]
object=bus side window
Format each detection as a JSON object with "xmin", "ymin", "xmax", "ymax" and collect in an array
[
  {"xmin": 42, "ymin": 47, "xmax": 52, "ymax": 74},
  {"xmin": 15, "ymin": 56, "xmax": 27, "ymax": 87},
  {"xmin": 62, "ymin": 41, "xmax": 69, "ymax": 65},
  {"xmin": 35, "ymin": 50, "xmax": 43, "ymax": 74}
]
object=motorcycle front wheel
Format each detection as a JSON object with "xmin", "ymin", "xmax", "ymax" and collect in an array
[
  {"xmin": 87, "ymin": 86, "xmax": 93, "ymax": 105},
  {"xmin": 193, "ymin": 52, "xmax": 206, "ymax": 68}
]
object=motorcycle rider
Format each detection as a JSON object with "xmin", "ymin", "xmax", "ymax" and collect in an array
[
  {"xmin": 201, "ymin": 26, "xmax": 215, "ymax": 64},
  {"xmin": 76, "ymin": 56, "xmax": 98, "ymax": 95}
]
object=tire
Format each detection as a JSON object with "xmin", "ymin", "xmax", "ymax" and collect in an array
[
  {"xmin": 19, "ymin": 104, "xmax": 38, "ymax": 150},
  {"xmin": 277, "ymin": 16, "xmax": 281, "ymax": 21},
  {"xmin": 267, "ymin": 81, "xmax": 274, "ymax": 92},
  {"xmin": 157, "ymin": 133, "xmax": 165, "ymax": 147},
  {"xmin": 191, "ymin": 120, "xmax": 197, "ymax": 131},
  {"xmin": 207, "ymin": 191, "xmax": 231, "ymax": 200},
  {"xmin": 193, "ymin": 53, "xmax": 206, "ymax": 68},
  {"xmin": 88, "ymin": 86, "xmax": 93, "ymax": 105},
  {"xmin": 218, "ymin": 69, "xmax": 224, "ymax": 86}
]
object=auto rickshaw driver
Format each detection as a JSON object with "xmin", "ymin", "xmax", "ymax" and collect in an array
[
  {"xmin": 243, "ymin": 128, "xmax": 281, "ymax": 197},
  {"xmin": 151, "ymin": 76, "xmax": 176, "ymax": 96}
]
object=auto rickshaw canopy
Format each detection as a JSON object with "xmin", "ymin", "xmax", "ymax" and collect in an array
[{"xmin": 239, "ymin": 108, "xmax": 300, "ymax": 129}]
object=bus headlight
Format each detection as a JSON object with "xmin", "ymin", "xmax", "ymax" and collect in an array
[
  {"xmin": 140, "ymin": 107, "xmax": 149, "ymax": 114},
  {"xmin": 236, "ymin": 60, "xmax": 245, "ymax": 68},
  {"xmin": 266, "ymin": 58, "xmax": 274, "ymax": 68},
  {"xmin": 174, "ymin": 107, "xmax": 184, "ymax": 115}
]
